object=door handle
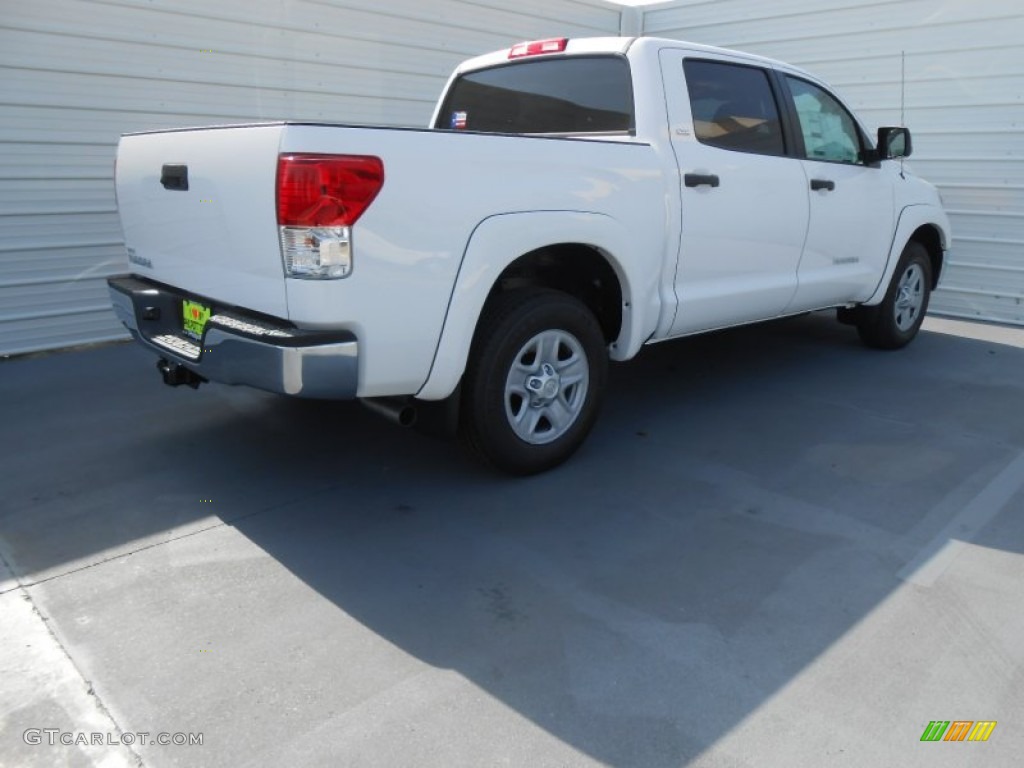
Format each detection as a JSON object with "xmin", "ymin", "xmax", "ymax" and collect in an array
[
  {"xmin": 684, "ymin": 173, "xmax": 720, "ymax": 188},
  {"xmin": 810, "ymin": 179, "xmax": 835, "ymax": 192}
]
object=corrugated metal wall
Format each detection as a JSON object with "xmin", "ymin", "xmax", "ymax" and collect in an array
[
  {"xmin": 0, "ymin": 0, "xmax": 622, "ymax": 356},
  {"xmin": 5, "ymin": 1, "xmax": 1022, "ymax": 356},
  {"xmin": 642, "ymin": 0, "xmax": 1024, "ymax": 325}
]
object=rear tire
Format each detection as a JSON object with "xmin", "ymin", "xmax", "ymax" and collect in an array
[
  {"xmin": 459, "ymin": 288, "xmax": 607, "ymax": 475},
  {"xmin": 855, "ymin": 241, "xmax": 932, "ymax": 350}
]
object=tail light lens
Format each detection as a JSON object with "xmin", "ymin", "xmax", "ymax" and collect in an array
[
  {"xmin": 277, "ymin": 154, "xmax": 384, "ymax": 227},
  {"xmin": 276, "ymin": 154, "xmax": 384, "ymax": 280}
]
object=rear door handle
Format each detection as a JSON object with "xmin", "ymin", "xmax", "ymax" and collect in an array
[
  {"xmin": 684, "ymin": 173, "xmax": 720, "ymax": 188},
  {"xmin": 810, "ymin": 179, "xmax": 835, "ymax": 192}
]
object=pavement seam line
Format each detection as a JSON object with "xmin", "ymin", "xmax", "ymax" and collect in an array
[
  {"xmin": 0, "ymin": 487, "xmax": 333, "ymax": 592},
  {"xmin": 0, "ymin": 547, "xmax": 146, "ymax": 767},
  {"xmin": 0, "ymin": 516, "xmax": 254, "ymax": 592}
]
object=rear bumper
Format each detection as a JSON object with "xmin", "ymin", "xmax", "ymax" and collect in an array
[{"xmin": 107, "ymin": 275, "xmax": 358, "ymax": 399}]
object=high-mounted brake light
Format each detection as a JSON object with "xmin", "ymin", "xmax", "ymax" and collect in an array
[
  {"xmin": 508, "ymin": 38, "xmax": 569, "ymax": 59},
  {"xmin": 276, "ymin": 154, "xmax": 384, "ymax": 280}
]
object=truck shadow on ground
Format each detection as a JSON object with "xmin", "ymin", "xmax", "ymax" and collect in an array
[{"xmin": 3, "ymin": 312, "xmax": 1022, "ymax": 765}]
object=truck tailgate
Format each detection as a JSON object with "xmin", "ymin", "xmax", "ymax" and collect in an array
[{"xmin": 115, "ymin": 124, "xmax": 287, "ymax": 318}]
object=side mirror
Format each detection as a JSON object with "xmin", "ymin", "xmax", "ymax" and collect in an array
[{"xmin": 877, "ymin": 126, "xmax": 912, "ymax": 159}]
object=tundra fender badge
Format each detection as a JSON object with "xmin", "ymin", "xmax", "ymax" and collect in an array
[{"xmin": 127, "ymin": 247, "xmax": 153, "ymax": 269}]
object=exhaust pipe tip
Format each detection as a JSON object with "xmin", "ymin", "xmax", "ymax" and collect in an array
[{"xmin": 361, "ymin": 397, "xmax": 417, "ymax": 428}]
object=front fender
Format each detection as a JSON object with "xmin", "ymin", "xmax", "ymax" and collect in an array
[
  {"xmin": 416, "ymin": 211, "xmax": 659, "ymax": 401},
  {"xmin": 864, "ymin": 203, "xmax": 951, "ymax": 305}
]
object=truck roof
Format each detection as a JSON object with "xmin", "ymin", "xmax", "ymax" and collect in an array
[{"xmin": 456, "ymin": 36, "xmax": 818, "ymax": 84}]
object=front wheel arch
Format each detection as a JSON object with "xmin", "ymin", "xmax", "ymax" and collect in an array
[
  {"xmin": 855, "ymin": 240, "xmax": 933, "ymax": 349},
  {"xmin": 909, "ymin": 224, "xmax": 944, "ymax": 289}
]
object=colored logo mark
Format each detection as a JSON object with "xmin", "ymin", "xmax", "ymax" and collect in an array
[{"xmin": 920, "ymin": 721, "xmax": 997, "ymax": 742}]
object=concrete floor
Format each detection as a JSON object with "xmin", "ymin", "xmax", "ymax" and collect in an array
[{"xmin": 1, "ymin": 313, "xmax": 1022, "ymax": 768}]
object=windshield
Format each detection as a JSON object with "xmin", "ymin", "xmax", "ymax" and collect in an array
[{"xmin": 435, "ymin": 55, "xmax": 634, "ymax": 135}]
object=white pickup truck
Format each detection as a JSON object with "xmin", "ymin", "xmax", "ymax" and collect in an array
[{"xmin": 109, "ymin": 36, "xmax": 950, "ymax": 474}]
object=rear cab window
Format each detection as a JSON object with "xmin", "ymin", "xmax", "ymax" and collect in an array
[{"xmin": 434, "ymin": 56, "xmax": 635, "ymax": 135}]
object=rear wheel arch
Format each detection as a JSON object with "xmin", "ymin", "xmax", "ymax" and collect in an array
[
  {"xmin": 459, "ymin": 287, "xmax": 608, "ymax": 474},
  {"xmin": 482, "ymin": 243, "xmax": 625, "ymax": 346},
  {"xmin": 416, "ymin": 212, "xmax": 646, "ymax": 401}
]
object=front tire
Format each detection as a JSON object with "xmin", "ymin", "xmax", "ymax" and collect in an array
[
  {"xmin": 855, "ymin": 241, "xmax": 932, "ymax": 350},
  {"xmin": 460, "ymin": 289, "xmax": 608, "ymax": 475}
]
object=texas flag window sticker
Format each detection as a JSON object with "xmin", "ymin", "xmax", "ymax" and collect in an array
[{"xmin": 451, "ymin": 111, "xmax": 468, "ymax": 130}]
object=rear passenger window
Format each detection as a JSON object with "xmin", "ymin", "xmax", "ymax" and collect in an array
[{"xmin": 683, "ymin": 60, "xmax": 786, "ymax": 156}]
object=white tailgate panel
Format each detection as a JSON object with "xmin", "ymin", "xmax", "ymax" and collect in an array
[{"xmin": 116, "ymin": 125, "xmax": 287, "ymax": 318}]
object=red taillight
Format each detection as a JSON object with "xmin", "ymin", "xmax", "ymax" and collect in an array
[
  {"xmin": 276, "ymin": 154, "xmax": 384, "ymax": 227},
  {"xmin": 508, "ymin": 38, "xmax": 569, "ymax": 59}
]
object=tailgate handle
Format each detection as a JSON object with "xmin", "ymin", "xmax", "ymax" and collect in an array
[{"xmin": 160, "ymin": 164, "xmax": 189, "ymax": 191}]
